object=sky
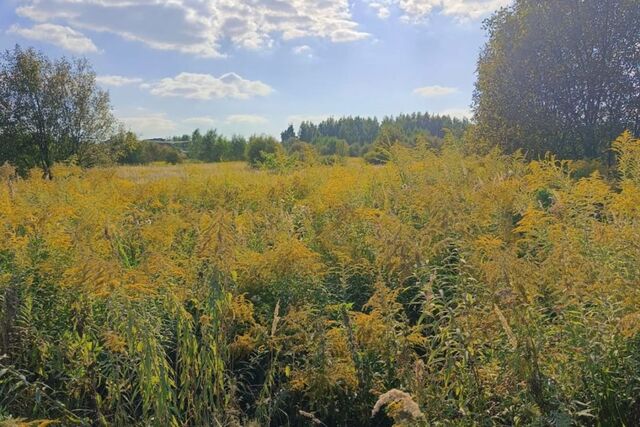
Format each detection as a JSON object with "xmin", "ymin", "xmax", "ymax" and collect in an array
[{"xmin": 0, "ymin": 0, "xmax": 512, "ymax": 138}]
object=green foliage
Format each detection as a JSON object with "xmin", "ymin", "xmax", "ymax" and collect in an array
[
  {"xmin": 0, "ymin": 45, "xmax": 116, "ymax": 178},
  {"xmin": 116, "ymin": 136, "xmax": 184, "ymax": 165},
  {"xmin": 474, "ymin": 0, "xmax": 640, "ymax": 159},
  {"xmin": 364, "ymin": 123, "xmax": 406, "ymax": 164},
  {"xmin": 190, "ymin": 129, "xmax": 225, "ymax": 162},
  {"xmin": 0, "ymin": 134, "xmax": 38, "ymax": 177},
  {"xmin": 187, "ymin": 129, "xmax": 246, "ymax": 163},
  {"xmin": 293, "ymin": 113, "xmax": 468, "ymax": 159},
  {"xmin": 313, "ymin": 136, "xmax": 349, "ymax": 157},
  {"xmin": 280, "ymin": 124, "xmax": 296, "ymax": 145},
  {"xmin": 245, "ymin": 135, "xmax": 281, "ymax": 167},
  {"xmin": 229, "ymin": 135, "xmax": 248, "ymax": 161}
]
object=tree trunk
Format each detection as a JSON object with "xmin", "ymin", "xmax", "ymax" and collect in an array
[
  {"xmin": 42, "ymin": 165, "xmax": 53, "ymax": 180},
  {"xmin": 37, "ymin": 135, "xmax": 53, "ymax": 180}
]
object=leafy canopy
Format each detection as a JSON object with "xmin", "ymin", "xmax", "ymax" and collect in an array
[{"xmin": 474, "ymin": 0, "xmax": 640, "ymax": 159}]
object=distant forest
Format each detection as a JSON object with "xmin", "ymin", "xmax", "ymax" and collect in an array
[
  {"xmin": 279, "ymin": 113, "xmax": 470, "ymax": 156},
  {"xmin": 155, "ymin": 112, "xmax": 471, "ymax": 167}
]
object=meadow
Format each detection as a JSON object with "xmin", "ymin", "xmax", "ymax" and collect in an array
[{"xmin": 1, "ymin": 133, "xmax": 640, "ymax": 426}]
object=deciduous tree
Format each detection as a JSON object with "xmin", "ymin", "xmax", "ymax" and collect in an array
[
  {"xmin": 0, "ymin": 45, "xmax": 115, "ymax": 178},
  {"xmin": 474, "ymin": 0, "xmax": 640, "ymax": 159}
]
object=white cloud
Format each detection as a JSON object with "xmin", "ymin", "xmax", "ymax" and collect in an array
[
  {"xmin": 8, "ymin": 23, "xmax": 98, "ymax": 54},
  {"xmin": 292, "ymin": 45, "xmax": 313, "ymax": 57},
  {"xmin": 121, "ymin": 113, "xmax": 177, "ymax": 137},
  {"xmin": 366, "ymin": 0, "xmax": 511, "ymax": 22},
  {"xmin": 328, "ymin": 29, "xmax": 370, "ymax": 43},
  {"xmin": 226, "ymin": 114, "xmax": 269, "ymax": 125},
  {"xmin": 368, "ymin": 2, "xmax": 392, "ymax": 19},
  {"xmin": 14, "ymin": 0, "xmax": 369, "ymax": 58},
  {"xmin": 182, "ymin": 116, "xmax": 217, "ymax": 127},
  {"xmin": 437, "ymin": 0, "xmax": 512, "ymax": 19},
  {"xmin": 413, "ymin": 85, "xmax": 458, "ymax": 97},
  {"xmin": 147, "ymin": 72, "xmax": 273, "ymax": 100},
  {"xmin": 97, "ymin": 75, "xmax": 143, "ymax": 87}
]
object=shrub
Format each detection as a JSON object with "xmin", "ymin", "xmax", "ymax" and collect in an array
[{"xmin": 245, "ymin": 135, "xmax": 281, "ymax": 167}]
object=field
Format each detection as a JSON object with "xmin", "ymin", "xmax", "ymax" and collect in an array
[{"xmin": 2, "ymin": 137, "xmax": 640, "ymax": 426}]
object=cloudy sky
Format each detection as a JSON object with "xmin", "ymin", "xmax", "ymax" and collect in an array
[{"xmin": 0, "ymin": 0, "xmax": 511, "ymax": 138}]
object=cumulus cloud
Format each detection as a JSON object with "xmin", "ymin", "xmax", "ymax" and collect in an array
[
  {"xmin": 97, "ymin": 75, "xmax": 143, "ymax": 87},
  {"xmin": 366, "ymin": 0, "xmax": 511, "ymax": 21},
  {"xmin": 121, "ymin": 113, "xmax": 177, "ymax": 137},
  {"xmin": 147, "ymin": 72, "xmax": 273, "ymax": 100},
  {"xmin": 8, "ymin": 23, "xmax": 98, "ymax": 53},
  {"xmin": 14, "ymin": 0, "xmax": 369, "ymax": 58},
  {"xmin": 226, "ymin": 114, "xmax": 269, "ymax": 125},
  {"xmin": 413, "ymin": 85, "xmax": 458, "ymax": 97},
  {"xmin": 182, "ymin": 116, "xmax": 217, "ymax": 127}
]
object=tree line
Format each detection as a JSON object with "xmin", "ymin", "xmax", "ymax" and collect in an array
[
  {"xmin": 170, "ymin": 110, "xmax": 471, "ymax": 168},
  {"xmin": 281, "ymin": 113, "xmax": 470, "ymax": 157},
  {"xmin": 172, "ymin": 112, "xmax": 470, "ymax": 167}
]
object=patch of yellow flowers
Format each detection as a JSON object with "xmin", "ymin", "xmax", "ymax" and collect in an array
[{"xmin": 2, "ymin": 134, "xmax": 640, "ymax": 425}]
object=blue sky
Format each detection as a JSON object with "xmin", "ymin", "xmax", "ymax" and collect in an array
[{"xmin": 0, "ymin": 0, "xmax": 511, "ymax": 138}]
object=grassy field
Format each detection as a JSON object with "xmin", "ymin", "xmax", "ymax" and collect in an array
[{"xmin": 2, "ymin": 137, "xmax": 640, "ymax": 426}]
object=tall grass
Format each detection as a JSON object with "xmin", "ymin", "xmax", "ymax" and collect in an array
[{"xmin": 1, "ymin": 137, "xmax": 640, "ymax": 425}]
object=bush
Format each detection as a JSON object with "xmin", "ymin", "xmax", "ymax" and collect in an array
[
  {"xmin": 118, "ymin": 139, "xmax": 183, "ymax": 165},
  {"xmin": 313, "ymin": 136, "xmax": 349, "ymax": 157},
  {"xmin": 245, "ymin": 135, "xmax": 281, "ymax": 167},
  {"xmin": 164, "ymin": 150, "xmax": 181, "ymax": 165},
  {"xmin": 288, "ymin": 140, "xmax": 319, "ymax": 165}
]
